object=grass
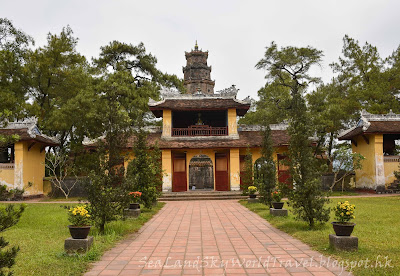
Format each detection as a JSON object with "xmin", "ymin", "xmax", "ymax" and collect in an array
[
  {"xmin": 1, "ymin": 202, "xmax": 165, "ymax": 276},
  {"xmin": 241, "ymin": 196, "xmax": 400, "ymax": 276},
  {"xmin": 327, "ymin": 191, "xmax": 361, "ymax": 197},
  {"xmin": 39, "ymin": 196, "xmax": 87, "ymax": 202}
]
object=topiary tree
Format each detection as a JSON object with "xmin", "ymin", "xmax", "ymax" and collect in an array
[
  {"xmin": 0, "ymin": 204, "xmax": 25, "ymax": 276},
  {"xmin": 126, "ymin": 120, "xmax": 160, "ymax": 209},
  {"xmin": 255, "ymin": 125, "xmax": 276, "ymax": 207},
  {"xmin": 240, "ymin": 148, "xmax": 253, "ymax": 195}
]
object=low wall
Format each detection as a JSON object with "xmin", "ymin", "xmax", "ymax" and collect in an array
[
  {"xmin": 321, "ymin": 172, "xmax": 355, "ymax": 191},
  {"xmin": 43, "ymin": 177, "xmax": 88, "ymax": 198}
]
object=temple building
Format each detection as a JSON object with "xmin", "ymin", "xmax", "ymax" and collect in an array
[
  {"xmin": 0, "ymin": 119, "xmax": 59, "ymax": 196},
  {"xmin": 141, "ymin": 43, "xmax": 290, "ymax": 192},
  {"xmin": 339, "ymin": 110, "xmax": 400, "ymax": 190}
]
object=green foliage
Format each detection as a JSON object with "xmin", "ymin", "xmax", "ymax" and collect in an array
[
  {"xmin": 240, "ymin": 148, "xmax": 253, "ymax": 195},
  {"xmin": 0, "ymin": 204, "xmax": 25, "ymax": 276},
  {"xmin": 239, "ymin": 82, "xmax": 290, "ymax": 125},
  {"xmin": 329, "ymin": 145, "xmax": 365, "ymax": 191},
  {"xmin": 126, "ymin": 123, "xmax": 160, "ymax": 209},
  {"xmin": 254, "ymin": 126, "xmax": 277, "ymax": 207},
  {"xmin": 0, "ymin": 18, "xmax": 33, "ymax": 123},
  {"xmin": 331, "ymin": 35, "xmax": 400, "ymax": 115},
  {"xmin": 85, "ymin": 165, "xmax": 128, "ymax": 234},
  {"xmin": 256, "ymin": 42, "xmax": 330, "ymax": 227},
  {"xmin": 25, "ymin": 26, "xmax": 92, "ymax": 151}
]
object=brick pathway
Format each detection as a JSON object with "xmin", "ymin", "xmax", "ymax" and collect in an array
[{"xmin": 85, "ymin": 201, "xmax": 351, "ymax": 276}]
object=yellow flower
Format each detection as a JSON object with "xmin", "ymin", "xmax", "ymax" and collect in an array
[
  {"xmin": 340, "ymin": 212, "xmax": 344, "ymax": 216},
  {"xmin": 346, "ymin": 212, "xmax": 350, "ymax": 215}
]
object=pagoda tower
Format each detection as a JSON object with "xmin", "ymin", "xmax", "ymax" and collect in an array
[{"xmin": 183, "ymin": 41, "xmax": 215, "ymax": 95}]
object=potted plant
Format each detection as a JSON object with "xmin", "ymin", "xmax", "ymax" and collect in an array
[
  {"xmin": 271, "ymin": 190, "xmax": 284, "ymax": 209},
  {"xmin": 332, "ymin": 201, "xmax": 356, "ymax": 236},
  {"xmin": 129, "ymin": 191, "xmax": 142, "ymax": 209},
  {"xmin": 248, "ymin": 186, "xmax": 257, "ymax": 198},
  {"xmin": 67, "ymin": 205, "xmax": 91, "ymax": 239}
]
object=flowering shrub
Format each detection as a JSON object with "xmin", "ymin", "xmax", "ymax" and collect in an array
[
  {"xmin": 248, "ymin": 186, "xmax": 257, "ymax": 195},
  {"xmin": 129, "ymin": 191, "xmax": 142, "ymax": 203},
  {"xmin": 271, "ymin": 190, "xmax": 282, "ymax": 202},
  {"xmin": 334, "ymin": 201, "xmax": 355, "ymax": 223},
  {"xmin": 68, "ymin": 205, "xmax": 91, "ymax": 226}
]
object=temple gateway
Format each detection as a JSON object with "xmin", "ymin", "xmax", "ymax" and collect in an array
[{"xmin": 143, "ymin": 43, "xmax": 291, "ymax": 192}]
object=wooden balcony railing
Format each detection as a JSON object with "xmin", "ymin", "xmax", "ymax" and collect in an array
[
  {"xmin": 0, "ymin": 163, "xmax": 14, "ymax": 169},
  {"xmin": 384, "ymin": 156, "xmax": 400, "ymax": 163},
  {"xmin": 172, "ymin": 125, "xmax": 228, "ymax": 137}
]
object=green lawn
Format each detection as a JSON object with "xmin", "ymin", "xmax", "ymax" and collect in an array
[
  {"xmin": 241, "ymin": 196, "xmax": 400, "ymax": 276},
  {"xmin": 1, "ymin": 202, "xmax": 164, "ymax": 276},
  {"xmin": 326, "ymin": 191, "xmax": 361, "ymax": 197}
]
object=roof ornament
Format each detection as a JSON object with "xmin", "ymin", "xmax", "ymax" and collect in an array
[{"xmin": 194, "ymin": 40, "xmax": 198, "ymax": 51}]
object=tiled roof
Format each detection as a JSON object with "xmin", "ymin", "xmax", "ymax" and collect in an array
[
  {"xmin": 0, "ymin": 120, "xmax": 59, "ymax": 146},
  {"xmin": 338, "ymin": 111, "xmax": 400, "ymax": 140},
  {"xmin": 149, "ymin": 98, "xmax": 250, "ymax": 117},
  {"xmin": 124, "ymin": 130, "xmax": 290, "ymax": 149}
]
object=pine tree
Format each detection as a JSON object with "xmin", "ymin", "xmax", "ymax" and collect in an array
[
  {"xmin": 256, "ymin": 42, "xmax": 330, "ymax": 227},
  {"xmin": 0, "ymin": 204, "xmax": 25, "ymax": 276}
]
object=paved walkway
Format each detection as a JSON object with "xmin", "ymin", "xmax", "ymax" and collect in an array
[{"xmin": 85, "ymin": 201, "xmax": 350, "ymax": 276}]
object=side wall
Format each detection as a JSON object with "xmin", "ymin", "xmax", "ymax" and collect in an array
[{"xmin": 352, "ymin": 134, "xmax": 384, "ymax": 189}]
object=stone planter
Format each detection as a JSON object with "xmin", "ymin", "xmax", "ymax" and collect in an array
[
  {"xmin": 129, "ymin": 203, "xmax": 140, "ymax": 210},
  {"xmin": 332, "ymin": 222, "xmax": 356, "ymax": 236},
  {"xmin": 249, "ymin": 194, "xmax": 257, "ymax": 199},
  {"xmin": 68, "ymin": 225, "xmax": 91, "ymax": 239},
  {"xmin": 272, "ymin": 202, "xmax": 284, "ymax": 209}
]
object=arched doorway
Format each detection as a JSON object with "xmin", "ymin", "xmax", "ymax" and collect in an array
[{"xmin": 189, "ymin": 154, "xmax": 214, "ymax": 190}]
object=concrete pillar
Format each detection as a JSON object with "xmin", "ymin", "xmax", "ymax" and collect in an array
[
  {"xmin": 230, "ymin": 148, "xmax": 240, "ymax": 191},
  {"xmin": 374, "ymin": 134, "xmax": 385, "ymax": 188},
  {"xmin": 162, "ymin": 149, "xmax": 172, "ymax": 192}
]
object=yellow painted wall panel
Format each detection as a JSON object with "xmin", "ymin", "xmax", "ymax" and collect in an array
[{"xmin": 227, "ymin": 108, "xmax": 237, "ymax": 135}]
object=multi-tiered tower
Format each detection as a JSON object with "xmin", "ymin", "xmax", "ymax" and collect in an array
[{"xmin": 183, "ymin": 42, "xmax": 215, "ymax": 95}]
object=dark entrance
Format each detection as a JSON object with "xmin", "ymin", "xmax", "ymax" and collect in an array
[
  {"xmin": 189, "ymin": 155, "xmax": 214, "ymax": 190},
  {"xmin": 172, "ymin": 153, "xmax": 187, "ymax": 192},
  {"xmin": 215, "ymin": 153, "xmax": 229, "ymax": 191}
]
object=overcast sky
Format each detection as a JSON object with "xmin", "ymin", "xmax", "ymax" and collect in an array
[{"xmin": 2, "ymin": 0, "xmax": 400, "ymax": 100}]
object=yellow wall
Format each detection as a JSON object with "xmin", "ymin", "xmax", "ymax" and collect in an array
[
  {"xmin": 0, "ymin": 164, "xmax": 14, "ymax": 189},
  {"xmin": 162, "ymin": 149, "xmax": 172, "ymax": 191},
  {"xmin": 352, "ymin": 134, "xmax": 384, "ymax": 189},
  {"xmin": 21, "ymin": 142, "xmax": 46, "ymax": 195},
  {"xmin": 162, "ymin": 110, "xmax": 172, "ymax": 137},
  {"xmin": 0, "ymin": 141, "xmax": 46, "ymax": 195},
  {"xmin": 228, "ymin": 108, "xmax": 238, "ymax": 136},
  {"xmin": 384, "ymin": 159, "xmax": 399, "ymax": 185}
]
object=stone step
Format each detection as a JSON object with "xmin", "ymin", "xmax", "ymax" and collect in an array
[
  {"xmin": 159, "ymin": 191, "xmax": 248, "ymax": 201},
  {"xmin": 159, "ymin": 196, "xmax": 247, "ymax": 201}
]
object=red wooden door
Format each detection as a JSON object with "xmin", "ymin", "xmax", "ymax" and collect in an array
[
  {"xmin": 215, "ymin": 154, "xmax": 229, "ymax": 191},
  {"xmin": 277, "ymin": 154, "xmax": 291, "ymax": 186},
  {"xmin": 172, "ymin": 154, "xmax": 187, "ymax": 192}
]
